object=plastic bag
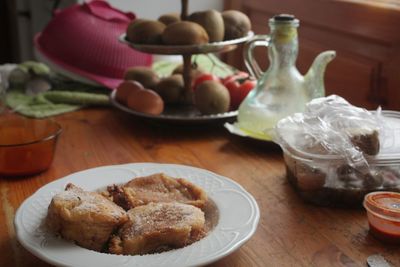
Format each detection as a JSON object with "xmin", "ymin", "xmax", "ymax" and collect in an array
[{"xmin": 274, "ymin": 95, "xmax": 383, "ymax": 171}]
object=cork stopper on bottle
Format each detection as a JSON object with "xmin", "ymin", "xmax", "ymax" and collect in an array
[{"xmin": 273, "ymin": 14, "xmax": 295, "ymax": 22}]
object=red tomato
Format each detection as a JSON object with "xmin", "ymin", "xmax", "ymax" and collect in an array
[
  {"xmin": 193, "ymin": 73, "xmax": 220, "ymax": 91},
  {"xmin": 223, "ymin": 73, "xmax": 256, "ymax": 110},
  {"xmin": 221, "ymin": 71, "xmax": 249, "ymax": 85}
]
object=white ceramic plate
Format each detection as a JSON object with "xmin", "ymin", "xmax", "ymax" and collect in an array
[
  {"xmin": 224, "ymin": 122, "xmax": 274, "ymax": 142},
  {"xmin": 15, "ymin": 163, "xmax": 260, "ymax": 267}
]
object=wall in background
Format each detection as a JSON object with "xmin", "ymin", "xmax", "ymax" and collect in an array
[
  {"xmin": 224, "ymin": 0, "xmax": 400, "ymax": 110},
  {"xmin": 103, "ymin": 0, "xmax": 223, "ymax": 18},
  {"xmin": 11, "ymin": 0, "xmax": 222, "ymax": 62}
]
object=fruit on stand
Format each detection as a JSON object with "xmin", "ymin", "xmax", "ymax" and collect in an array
[
  {"xmin": 126, "ymin": 20, "xmax": 166, "ymax": 44},
  {"xmin": 221, "ymin": 71, "xmax": 249, "ymax": 84},
  {"xmin": 126, "ymin": 18, "xmax": 146, "ymax": 28},
  {"xmin": 116, "ymin": 78, "xmax": 164, "ymax": 115},
  {"xmin": 222, "ymin": 72, "xmax": 256, "ymax": 110},
  {"xmin": 162, "ymin": 21, "xmax": 209, "ymax": 45},
  {"xmin": 115, "ymin": 81, "xmax": 144, "ymax": 105},
  {"xmin": 126, "ymin": 10, "xmax": 251, "ymax": 45},
  {"xmin": 172, "ymin": 63, "xmax": 204, "ymax": 80},
  {"xmin": 124, "ymin": 67, "xmax": 160, "ymax": 90},
  {"xmin": 121, "ymin": 0, "xmax": 253, "ymax": 118},
  {"xmin": 118, "ymin": 66, "xmax": 254, "ymax": 115},
  {"xmin": 194, "ymin": 80, "xmax": 230, "ymax": 114},
  {"xmin": 193, "ymin": 71, "xmax": 255, "ymax": 110},
  {"xmin": 127, "ymin": 88, "xmax": 164, "ymax": 115},
  {"xmin": 193, "ymin": 73, "xmax": 220, "ymax": 91},
  {"xmin": 155, "ymin": 74, "xmax": 185, "ymax": 104},
  {"xmin": 158, "ymin": 13, "xmax": 181, "ymax": 25},
  {"xmin": 188, "ymin": 10, "xmax": 224, "ymax": 42},
  {"xmin": 222, "ymin": 10, "xmax": 252, "ymax": 40}
]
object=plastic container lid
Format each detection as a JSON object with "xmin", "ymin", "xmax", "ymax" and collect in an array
[
  {"xmin": 364, "ymin": 191, "xmax": 400, "ymax": 220},
  {"xmin": 34, "ymin": 1, "xmax": 152, "ymax": 89}
]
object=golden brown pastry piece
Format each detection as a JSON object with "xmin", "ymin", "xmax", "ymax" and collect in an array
[
  {"xmin": 107, "ymin": 173, "xmax": 207, "ymax": 210},
  {"xmin": 109, "ymin": 202, "xmax": 205, "ymax": 255},
  {"xmin": 46, "ymin": 183, "xmax": 128, "ymax": 252}
]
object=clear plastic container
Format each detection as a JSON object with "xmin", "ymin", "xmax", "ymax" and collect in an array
[{"xmin": 277, "ymin": 105, "xmax": 400, "ymax": 207}]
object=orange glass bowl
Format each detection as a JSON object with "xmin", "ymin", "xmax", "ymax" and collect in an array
[
  {"xmin": 0, "ymin": 116, "xmax": 62, "ymax": 176},
  {"xmin": 363, "ymin": 191, "xmax": 400, "ymax": 244}
]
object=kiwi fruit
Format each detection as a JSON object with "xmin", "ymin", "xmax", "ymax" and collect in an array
[
  {"xmin": 162, "ymin": 21, "xmax": 209, "ymax": 45},
  {"xmin": 222, "ymin": 10, "xmax": 251, "ymax": 40},
  {"xmin": 158, "ymin": 13, "xmax": 180, "ymax": 26},
  {"xmin": 188, "ymin": 9, "xmax": 224, "ymax": 42},
  {"xmin": 155, "ymin": 74, "xmax": 185, "ymax": 104},
  {"xmin": 126, "ymin": 19, "xmax": 166, "ymax": 44},
  {"xmin": 124, "ymin": 67, "xmax": 160, "ymax": 89},
  {"xmin": 172, "ymin": 63, "xmax": 204, "ymax": 80},
  {"xmin": 127, "ymin": 18, "xmax": 146, "ymax": 29},
  {"xmin": 194, "ymin": 80, "xmax": 230, "ymax": 114}
]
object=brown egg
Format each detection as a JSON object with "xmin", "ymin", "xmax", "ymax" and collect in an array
[
  {"xmin": 126, "ymin": 88, "xmax": 164, "ymax": 115},
  {"xmin": 115, "ymin": 80, "xmax": 144, "ymax": 105}
]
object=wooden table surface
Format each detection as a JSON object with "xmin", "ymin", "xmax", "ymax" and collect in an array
[{"xmin": 1, "ymin": 108, "xmax": 399, "ymax": 267}]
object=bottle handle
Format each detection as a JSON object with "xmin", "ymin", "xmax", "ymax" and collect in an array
[{"xmin": 243, "ymin": 35, "xmax": 270, "ymax": 79}]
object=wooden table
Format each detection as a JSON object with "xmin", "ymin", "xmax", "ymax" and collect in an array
[{"xmin": 1, "ymin": 108, "xmax": 399, "ymax": 267}]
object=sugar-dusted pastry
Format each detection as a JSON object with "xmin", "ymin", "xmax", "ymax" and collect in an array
[
  {"xmin": 109, "ymin": 202, "xmax": 205, "ymax": 255},
  {"xmin": 107, "ymin": 173, "xmax": 207, "ymax": 210},
  {"xmin": 46, "ymin": 183, "xmax": 128, "ymax": 252}
]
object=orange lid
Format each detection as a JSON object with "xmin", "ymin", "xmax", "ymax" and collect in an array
[{"xmin": 364, "ymin": 191, "xmax": 400, "ymax": 220}]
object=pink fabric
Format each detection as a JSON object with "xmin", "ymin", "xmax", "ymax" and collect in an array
[{"xmin": 36, "ymin": 0, "xmax": 152, "ymax": 89}]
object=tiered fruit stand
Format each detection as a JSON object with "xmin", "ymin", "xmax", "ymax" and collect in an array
[{"xmin": 114, "ymin": 0, "xmax": 253, "ymax": 123}]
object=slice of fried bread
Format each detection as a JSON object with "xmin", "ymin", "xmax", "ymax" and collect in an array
[
  {"xmin": 109, "ymin": 202, "xmax": 205, "ymax": 255},
  {"xmin": 46, "ymin": 183, "xmax": 128, "ymax": 252},
  {"xmin": 107, "ymin": 173, "xmax": 207, "ymax": 210}
]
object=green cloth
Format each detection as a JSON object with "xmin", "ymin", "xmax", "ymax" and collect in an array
[
  {"xmin": 5, "ymin": 55, "xmax": 236, "ymax": 118},
  {"xmin": 6, "ymin": 89, "xmax": 109, "ymax": 118},
  {"xmin": 153, "ymin": 54, "xmax": 236, "ymax": 78}
]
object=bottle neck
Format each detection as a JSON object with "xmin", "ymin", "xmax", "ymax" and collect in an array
[{"xmin": 268, "ymin": 24, "xmax": 298, "ymax": 69}]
